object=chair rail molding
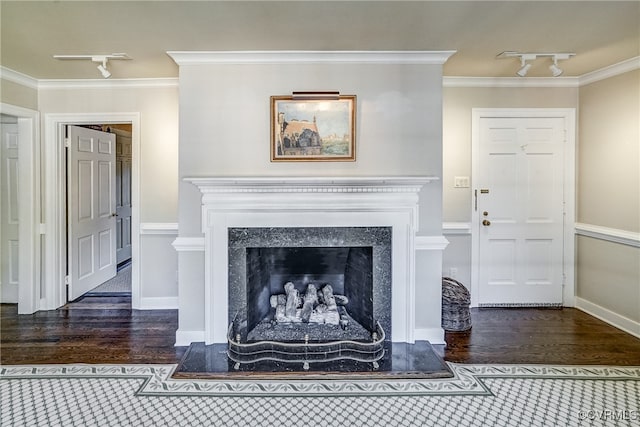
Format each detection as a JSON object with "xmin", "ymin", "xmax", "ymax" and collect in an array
[
  {"xmin": 442, "ymin": 222, "xmax": 472, "ymax": 235},
  {"xmin": 172, "ymin": 236, "xmax": 205, "ymax": 252},
  {"xmin": 575, "ymin": 223, "xmax": 640, "ymax": 248},
  {"xmin": 140, "ymin": 222, "xmax": 179, "ymax": 235}
]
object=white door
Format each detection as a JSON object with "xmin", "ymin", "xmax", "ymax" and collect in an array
[
  {"xmin": 115, "ymin": 130, "xmax": 132, "ymax": 264},
  {"xmin": 67, "ymin": 125, "xmax": 117, "ymax": 300},
  {"xmin": 1, "ymin": 122, "xmax": 19, "ymax": 303},
  {"xmin": 476, "ymin": 116, "xmax": 565, "ymax": 305}
]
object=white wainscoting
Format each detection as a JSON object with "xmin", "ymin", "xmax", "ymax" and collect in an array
[
  {"xmin": 139, "ymin": 223, "xmax": 179, "ymax": 309},
  {"xmin": 574, "ymin": 222, "xmax": 639, "ymax": 338}
]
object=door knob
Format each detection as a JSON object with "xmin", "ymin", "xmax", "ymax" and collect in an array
[{"xmin": 482, "ymin": 219, "xmax": 491, "ymax": 226}]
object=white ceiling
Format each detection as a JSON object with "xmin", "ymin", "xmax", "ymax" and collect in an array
[{"xmin": 1, "ymin": 1, "xmax": 638, "ymax": 80}]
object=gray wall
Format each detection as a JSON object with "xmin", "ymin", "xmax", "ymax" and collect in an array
[
  {"xmin": 176, "ymin": 61, "xmax": 445, "ymax": 335},
  {"xmin": 577, "ymin": 70, "xmax": 640, "ymax": 324}
]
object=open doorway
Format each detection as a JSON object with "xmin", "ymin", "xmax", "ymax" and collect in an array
[
  {"xmin": 66, "ymin": 124, "xmax": 133, "ymax": 300},
  {"xmin": 42, "ymin": 112, "xmax": 140, "ymax": 311}
]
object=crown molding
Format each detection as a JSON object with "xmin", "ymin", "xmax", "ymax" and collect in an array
[
  {"xmin": 0, "ymin": 66, "xmax": 39, "ymax": 89},
  {"xmin": 2, "ymin": 55, "xmax": 637, "ymax": 90},
  {"xmin": 37, "ymin": 77, "xmax": 179, "ymax": 90},
  {"xmin": 167, "ymin": 50, "xmax": 457, "ymax": 65},
  {"xmin": 444, "ymin": 76, "xmax": 579, "ymax": 88},
  {"xmin": 579, "ymin": 56, "xmax": 640, "ymax": 86}
]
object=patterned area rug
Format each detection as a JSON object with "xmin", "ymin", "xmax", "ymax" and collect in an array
[
  {"xmin": 2, "ymin": 363, "xmax": 639, "ymax": 426},
  {"xmin": 88, "ymin": 263, "xmax": 131, "ymax": 294}
]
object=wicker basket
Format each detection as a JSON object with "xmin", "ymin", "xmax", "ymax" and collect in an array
[{"xmin": 441, "ymin": 277, "xmax": 472, "ymax": 331}]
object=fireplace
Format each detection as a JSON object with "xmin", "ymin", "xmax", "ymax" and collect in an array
[
  {"xmin": 184, "ymin": 176, "xmax": 439, "ymax": 347},
  {"xmin": 228, "ymin": 227, "xmax": 392, "ymax": 346}
]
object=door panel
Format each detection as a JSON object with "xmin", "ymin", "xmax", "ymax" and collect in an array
[
  {"xmin": 1, "ymin": 123, "xmax": 19, "ymax": 303},
  {"xmin": 68, "ymin": 126, "xmax": 116, "ymax": 300},
  {"xmin": 477, "ymin": 117, "xmax": 565, "ymax": 305},
  {"xmin": 115, "ymin": 131, "xmax": 132, "ymax": 264}
]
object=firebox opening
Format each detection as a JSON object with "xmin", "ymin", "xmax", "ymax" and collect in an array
[{"xmin": 243, "ymin": 246, "xmax": 375, "ymax": 343}]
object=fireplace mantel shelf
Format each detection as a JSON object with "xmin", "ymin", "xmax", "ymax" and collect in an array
[{"xmin": 184, "ymin": 176, "xmax": 438, "ymax": 193}]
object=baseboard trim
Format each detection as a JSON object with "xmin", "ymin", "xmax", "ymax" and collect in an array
[
  {"xmin": 175, "ymin": 330, "xmax": 205, "ymax": 347},
  {"xmin": 138, "ymin": 296, "xmax": 178, "ymax": 310},
  {"xmin": 413, "ymin": 327, "xmax": 445, "ymax": 345},
  {"xmin": 575, "ymin": 297, "xmax": 640, "ymax": 339}
]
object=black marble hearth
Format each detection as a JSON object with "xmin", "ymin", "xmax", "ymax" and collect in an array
[{"xmin": 173, "ymin": 341, "xmax": 452, "ymax": 380}]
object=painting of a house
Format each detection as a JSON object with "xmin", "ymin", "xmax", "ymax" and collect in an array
[
  {"xmin": 272, "ymin": 96, "xmax": 356, "ymax": 161},
  {"xmin": 281, "ymin": 117, "xmax": 322, "ymax": 156}
]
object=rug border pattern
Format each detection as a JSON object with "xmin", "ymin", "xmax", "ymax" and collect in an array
[{"xmin": 2, "ymin": 363, "xmax": 639, "ymax": 398}]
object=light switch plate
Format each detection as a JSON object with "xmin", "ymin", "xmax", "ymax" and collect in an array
[{"xmin": 454, "ymin": 176, "xmax": 470, "ymax": 188}]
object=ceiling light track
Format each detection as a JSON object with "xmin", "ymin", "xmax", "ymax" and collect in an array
[
  {"xmin": 497, "ymin": 51, "xmax": 575, "ymax": 77},
  {"xmin": 53, "ymin": 53, "xmax": 131, "ymax": 79}
]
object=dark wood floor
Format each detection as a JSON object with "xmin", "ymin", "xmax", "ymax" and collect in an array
[
  {"xmin": 2, "ymin": 296, "xmax": 640, "ymax": 366},
  {"xmin": 1, "ymin": 296, "xmax": 185, "ymax": 365}
]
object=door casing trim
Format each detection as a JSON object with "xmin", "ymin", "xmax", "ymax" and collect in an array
[
  {"xmin": 43, "ymin": 113, "xmax": 141, "ymax": 309},
  {"xmin": 0, "ymin": 103, "xmax": 40, "ymax": 314},
  {"xmin": 470, "ymin": 108, "xmax": 576, "ymax": 308}
]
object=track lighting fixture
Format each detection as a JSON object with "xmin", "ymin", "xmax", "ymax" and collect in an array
[
  {"xmin": 95, "ymin": 58, "xmax": 112, "ymax": 79},
  {"xmin": 497, "ymin": 51, "xmax": 575, "ymax": 77},
  {"xmin": 549, "ymin": 57, "xmax": 563, "ymax": 77},
  {"xmin": 53, "ymin": 53, "xmax": 131, "ymax": 78},
  {"xmin": 516, "ymin": 54, "xmax": 536, "ymax": 77},
  {"xmin": 517, "ymin": 62, "xmax": 532, "ymax": 77}
]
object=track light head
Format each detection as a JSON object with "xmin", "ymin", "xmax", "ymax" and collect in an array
[
  {"xmin": 549, "ymin": 56, "xmax": 564, "ymax": 77},
  {"xmin": 549, "ymin": 63, "xmax": 563, "ymax": 77},
  {"xmin": 91, "ymin": 56, "xmax": 111, "ymax": 78},
  {"xmin": 517, "ymin": 62, "xmax": 532, "ymax": 77},
  {"xmin": 97, "ymin": 63, "xmax": 111, "ymax": 79},
  {"xmin": 516, "ymin": 55, "xmax": 535, "ymax": 77}
]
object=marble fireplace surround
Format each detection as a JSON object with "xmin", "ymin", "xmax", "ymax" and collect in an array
[{"xmin": 186, "ymin": 176, "xmax": 437, "ymax": 345}]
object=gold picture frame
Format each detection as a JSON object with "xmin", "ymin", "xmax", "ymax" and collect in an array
[{"xmin": 271, "ymin": 95, "xmax": 356, "ymax": 162}]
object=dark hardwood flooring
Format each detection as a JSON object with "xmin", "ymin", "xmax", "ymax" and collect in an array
[
  {"xmin": 435, "ymin": 307, "xmax": 640, "ymax": 365},
  {"xmin": 2, "ymin": 296, "xmax": 639, "ymax": 366},
  {"xmin": 1, "ymin": 296, "xmax": 185, "ymax": 365}
]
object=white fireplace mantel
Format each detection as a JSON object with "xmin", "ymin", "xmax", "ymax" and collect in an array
[
  {"xmin": 185, "ymin": 176, "xmax": 437, "ymax": 193},
  {"xmin": 185, "ymin": 176, "xmax": 440, "ymax": 345}
]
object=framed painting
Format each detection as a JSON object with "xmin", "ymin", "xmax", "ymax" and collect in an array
[{"xmin": 271, "ymin": 95, "xmax": 356, "ymax": 162}]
